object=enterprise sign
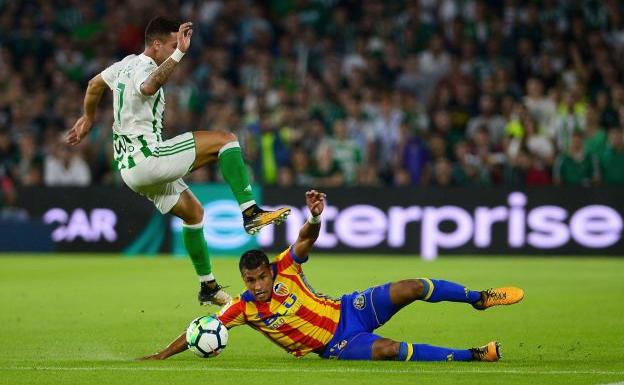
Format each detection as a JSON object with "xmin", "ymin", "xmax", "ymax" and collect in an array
[{"xmin": 261, "ymin": 191, "xmax": 623, "ymax": 259}]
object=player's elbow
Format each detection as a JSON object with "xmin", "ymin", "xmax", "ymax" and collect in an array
[
  {"xmin": 88, "ymin": 75, "xmax": 108, "ymax": 93},
  {"xmin": 140, "ymin": 83, "xmax": 158, "ymax": 96}
]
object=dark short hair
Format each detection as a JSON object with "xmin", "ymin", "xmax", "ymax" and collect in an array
[
  {"xmin": 239, "ymin": 249, "xmax": 270, "ymax": 273},
  {"xmin": 145, "ymin": 16, "xmax": 180, "ymax": 46}
]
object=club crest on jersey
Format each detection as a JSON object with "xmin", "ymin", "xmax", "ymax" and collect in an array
[
  {"xmin": 273, "ymin": 282, "xmax": 289, "ymax": 296},
  {"xmin": 353, "ymin": 294, "xmax": 366, "ymax": 310}
]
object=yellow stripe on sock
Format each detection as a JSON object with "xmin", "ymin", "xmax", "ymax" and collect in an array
[
  {"xmin": 422, "ymin": 278, "xmax": 435, "ymax": 301},
  {"xmin": 405, "ymin": 344, "xmax": 414, "ymax": 361}
]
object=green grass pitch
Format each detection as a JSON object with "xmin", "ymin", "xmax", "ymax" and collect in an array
[{"xmin": 1, "ymin": 254, "xmax": 623, "ymax": 385}]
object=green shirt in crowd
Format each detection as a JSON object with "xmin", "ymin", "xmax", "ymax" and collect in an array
[
  {"xmin": 553, "ymin": 153, "xmax": 598, "ymax": 186},
  {"xmin": 600, "ymin": 147, "xmax": 624, "ymax": 185},
  {"xmin": 584, "ymin": 129, "xmax": 607, "ymax": 156}
]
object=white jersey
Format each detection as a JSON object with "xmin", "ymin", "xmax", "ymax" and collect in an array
[{"xmin": 101, "ymin": 54, "xmax": 165, "ymax": 170}]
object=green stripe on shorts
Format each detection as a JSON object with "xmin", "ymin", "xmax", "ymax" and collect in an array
[
  {"xmin": 156, "ymin": 143, "xmax": 195, "ymax": 156},
  {"xmin": 158, "ymin": 138, "xmax": 194, "ymax": 151}
]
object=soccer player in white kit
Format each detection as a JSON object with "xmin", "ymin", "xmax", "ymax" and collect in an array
[{"xmin": 66, "ymin": 16, "xmax": 290, "ymax": 306}]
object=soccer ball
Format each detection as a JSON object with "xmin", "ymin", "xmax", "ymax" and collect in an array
[{"xmin": 186, "ymin": 315, "xmax": 228, "ymax": 358}]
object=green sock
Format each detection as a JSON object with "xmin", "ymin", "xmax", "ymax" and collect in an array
[
  {"xmin": 218, "ymin": 143, "xmax": 255, "ymax": 210},
  {"xmin": 182, "ymin": 224, "xmax": 212, "ymax": 277}
]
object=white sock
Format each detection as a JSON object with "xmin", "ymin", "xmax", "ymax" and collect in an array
[
  {"xmin": 199, "ymin": 274, "xmax": 215, "ymax": 282},
  {"xmin": 218, "ymin": 141, "xmax": 241, "ymax": 157},
  {"xmin": 182, "ymin": 221, "xmax": 203, "ymax": 229},
  {"xmin": 240, "ymin": 200, "xmax": 256, "ymax": 212}
]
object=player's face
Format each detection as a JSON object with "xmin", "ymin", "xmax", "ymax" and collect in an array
[
  {"xmin": 154, "ymin": 33, "xmax": 177, "ymax": 65},
  {"xmin": 241, "ymin": 265, "xmax": 274, "ymax": 303}
]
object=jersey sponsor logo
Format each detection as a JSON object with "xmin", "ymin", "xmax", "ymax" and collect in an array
[
  {"xmin": 273, "ymin": 282, "xmax": 289, "ymax": 296},
  {"xmin": 353, "ymin": 293, "xmax": 366, "ymax": 310},
  {"xmin": 114, "ymin": 139, "xmax": 128, "ymax": 154},
  {"xmin": 262, "ymin": 293, "xmax": 298, "ymax": 329}
]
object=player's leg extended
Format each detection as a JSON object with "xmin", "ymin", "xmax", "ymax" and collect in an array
[
  {"xmin": 371, "ymin": 338, "xmax": 501, "ymax": 362},
  {"xmin": 170, "ymin": 190, "xmax": 231, "ymax": 306},
  {"xmin": 389, "ymin": 279, "xmax": 524, "ymax": 310},
  {"xmin": 334, "ymin": 334, "xmax": 499, "ymax": 362},
  {"xmin": 191, "ymin": 130, "xmax": 290, "ymax": 234}
]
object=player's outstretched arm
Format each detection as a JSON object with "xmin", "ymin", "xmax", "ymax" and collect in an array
[
  {"xmin": 138, "ymin": 332, "xmax": 188, "ymax": 360},
  {"xmin": 293, "ymin": 190, "xmax": 325, "ymax": 259},
  {"xmin": 66, "ymin": 74, "xmax": 108, "ymax": 145},
  {"xmin": 140, "ymin": 22, "xmax": 193, "ymax": 96}
]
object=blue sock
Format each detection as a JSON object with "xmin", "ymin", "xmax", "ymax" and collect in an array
[
  {"xmin": 419, "ymin": 278, "xmax": 481, "ymax": 304},
  {"xmin": 397, "ymin": 342, "xmax": 473, "ymax": 361}
]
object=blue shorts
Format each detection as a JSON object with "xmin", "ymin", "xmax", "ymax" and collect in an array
[{"xmin": 319, "ymin": 283, "xmax": 398, "ymax": 360}]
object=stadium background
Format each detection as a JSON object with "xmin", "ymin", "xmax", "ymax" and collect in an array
[
  {"xmin": 0, "ymin": 1, "xmax": 623, "ymax": 385},
  {"xmin": 2, "ymin": 0, "xmax": 624, "ymax": 255}
]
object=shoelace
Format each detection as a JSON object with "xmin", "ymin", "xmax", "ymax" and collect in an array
[
  {"xmin": 471, "ymin": 345, "xmax": 489, "ymax": 360},
  {"xmin": 484, "ymin": 288, "xmax": 506, "ymax": 301}
]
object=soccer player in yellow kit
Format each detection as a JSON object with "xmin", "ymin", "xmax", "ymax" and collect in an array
[{"xmin": 141, "ymin": 191, "xmax": 524, "ymax": 361}]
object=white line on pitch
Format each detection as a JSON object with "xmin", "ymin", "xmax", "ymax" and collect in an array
[{"xmin": 1, "ymin": 366, "xmax": 623, "ymax": 376}]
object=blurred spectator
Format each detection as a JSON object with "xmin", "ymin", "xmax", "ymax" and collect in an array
[
  {"xmin": 466, "ymin": 94, "xmax": 507, "ymax": 145},
  {"xmin": 255, "ymin": 115, "xmax": 290, "ymax": 186},
  {"xmin": 44, "ymin": 138, "xmax": 91, "ymax": 186},
  {"xmin": 600, "ymin": 127, "xmax": 624, "ymax": 185},
  {"xmin": 309, "ymin": 143, "xmax": 343, "ymax": 187},
  {"xmin": 396, "ymin": 54, "xmax": 429, "ymax": 103},
  {"xmin": 0, "ymin": 129, "xmax": 17, "ymax": 179},
  {"xmin": 13, "ymin": 132, "xmax": 43, "ymax": 186},
  {"xmin": 506, "ymin": 106, "xmax": 555, "ymax": 167},
  {"xmin": 395, "ymin": 122, "xmax": 429, "ymax": 186},
  {"xmin": 277, "ymin": 166, "xmax": 294, "ymax": 188},
  {"xmin": 472, "ymin": 127, "xmax": 504, "ymax": 183},
  {"xmin": 505, "ymin": 150, "xmax": 551, "ymax": 187},
  {"xmin": 0, "ymin": 167, "xmax": 28, "ymax": 221},
  {"xmin": 452, "ymin": 140, "xmax": 490, "ymax": 186},
  {"xmin": 370, "ymin": 97, "xmax": 403, "ymax": 174},
  {"xmin": 583, "ymin": 106, "xmax": 607, "ymax": 156},
  {"xmin": 0, "ymin": 168, "xmax": 16, "ymax": 208},
  {"xmin": 327, "ymin": 120, "xmax": 361, "ymax": 185},
  {"xmin": 554, "ymin": 88, "xmax": 588, "ymax": 151},
  {"xmin": 291, "ymin": 147, "xmax": 313, "ymax": 186},
  {"xmin": 553, "ymin": 132, "xmax": 599, "ymax": 187},
  {"xmin": 430, "ymin": 157, "xmax": 454, "ymax": 187},
  {"xmin": 524, "ymin": 77, "xmax": 557, "ymax": 135}
]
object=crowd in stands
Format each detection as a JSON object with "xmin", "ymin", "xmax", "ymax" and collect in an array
[{"xmin": 2, "ymin": 0, "xmax": 624, "ymax": 196}]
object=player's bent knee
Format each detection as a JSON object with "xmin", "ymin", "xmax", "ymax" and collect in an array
[
  {"xmin": 211, "ymin": 130, "xmax": 237, "ymax": 147},
  {"xmin": 194, "ymin": 130, "xmax": 238, "ymax": 155},
  {"xmin": 410, "ymin": 279, "xmax": 426, "ymax": 299},
  {"xmin": 193, "ymin": 205, "xmax": 205, "ymax": 223},
  {"xmin": 184, "ymin": 202, "xmax": 204, "ymax": 225},
  {"xmin": 371, "ymin": 339, "xmax": 400, "ymax": 360},
  {"xmin": 393, "ymin": 279, "xmax": 425, "ymax": 301},
  {"xmin": 177, "ymin": 196, "xmax": 204, "ymax": 225},
  {"xmin": 223, "ymin": 131, "xmax": 237, "ymax": 143}
]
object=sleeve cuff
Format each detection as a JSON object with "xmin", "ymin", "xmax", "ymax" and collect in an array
[{"xmin": 289, "ymin": 246, "xmax": 308, "ymax": 264}]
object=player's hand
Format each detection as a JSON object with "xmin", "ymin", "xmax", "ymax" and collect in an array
[
  {"xmin": 305, "ymin": 190, "xmax": 326, "ymax": 217},
  {"xmin": 66, "ymin": 115, "xmax": 93, "ymax": 146},
  {"xmin": 177, "ymin": 22, "xmax": 193, "ymax": 53},
  {"xmin": 136, "ymin": 353, "xmax": 165, "ymax": 361}
]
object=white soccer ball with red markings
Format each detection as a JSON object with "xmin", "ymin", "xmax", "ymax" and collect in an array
[{"xmin": 186, "ymin": 315, "xmax": 228, "ymax": 358}]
